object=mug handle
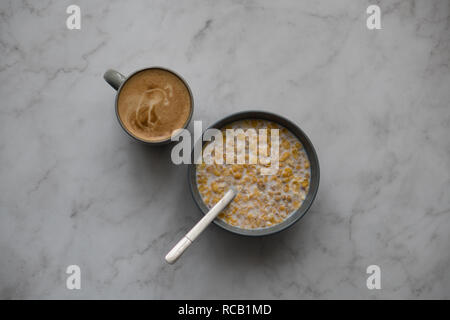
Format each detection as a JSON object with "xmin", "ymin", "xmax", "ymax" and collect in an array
[{"xmin": 104, "ymin": 69, "xmax": 126, "ymax": 91}]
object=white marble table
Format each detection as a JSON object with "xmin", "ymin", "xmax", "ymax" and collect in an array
[{"xmin": 0, "ymin": 0, "xmax": 449, "ymax": 299}]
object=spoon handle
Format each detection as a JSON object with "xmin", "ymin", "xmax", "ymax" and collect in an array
[{"xmin": 165, "ymin": 187, "xmax": 237, "ymax": 264}]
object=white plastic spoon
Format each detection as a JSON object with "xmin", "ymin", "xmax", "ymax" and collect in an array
[{"xmin": 165, "ymin": 186, "xmax": 237, "ymax": 264}]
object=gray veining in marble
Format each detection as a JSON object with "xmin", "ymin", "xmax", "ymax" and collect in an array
[{"xmin": 0, "ymin": 0, "xmax": 449, "ymax": 299}]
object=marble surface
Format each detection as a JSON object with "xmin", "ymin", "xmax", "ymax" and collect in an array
[{"xmin": 0, "ymin": 0, "xmax": 449, "ymax": 299}]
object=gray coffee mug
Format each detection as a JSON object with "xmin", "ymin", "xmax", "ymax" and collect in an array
[{"xmin": 104, "ymin": 67, "xmax": 194, "ymax": 145}]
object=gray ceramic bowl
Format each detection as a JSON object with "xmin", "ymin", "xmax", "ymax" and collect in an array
[{"xmin": 188, "ymin": 111, "xmax": 320, "ymax": 236}]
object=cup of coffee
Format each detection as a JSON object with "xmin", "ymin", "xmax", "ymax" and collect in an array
[{"xmin": 104, "ymin": 67, "xmax": 194, "ymax": 145}]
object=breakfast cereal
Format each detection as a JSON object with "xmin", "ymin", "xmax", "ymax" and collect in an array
[{"xmin": 196, "ymin": 119, "xmax": 310, "ymax": 229}]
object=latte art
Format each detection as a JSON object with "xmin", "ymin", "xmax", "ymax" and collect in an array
[
  {"xmin": 117, "ymin": 69, "xmax": 192, "ymax": 142},
  {"xmin": 135, "ymin": 88, "xmax": 170, "ymax": 129}
]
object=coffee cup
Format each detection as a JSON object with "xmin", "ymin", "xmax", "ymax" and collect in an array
[{"xmin": 104, "ymin": 67, "xmax": 194, "ymax": 145}]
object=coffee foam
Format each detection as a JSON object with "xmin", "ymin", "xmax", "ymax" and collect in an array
[{"xmin": 117, "ymin": 69, "xmax": 191, "ymax": 142}]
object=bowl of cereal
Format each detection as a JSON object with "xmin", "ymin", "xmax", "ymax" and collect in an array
[{"xmin": 188, "ymin": 111, "xmax": 319, "ymax": 236}]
